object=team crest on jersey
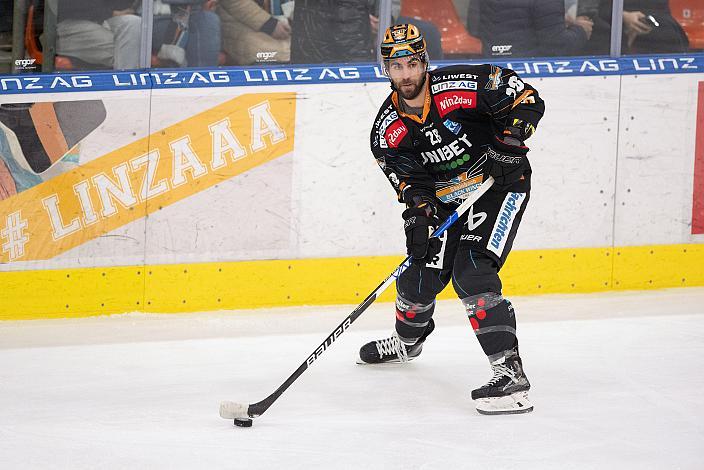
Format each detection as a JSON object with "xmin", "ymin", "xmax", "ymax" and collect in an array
[
  {"xmin": 485, "ymin": 66, "xmax": 503, "ymax": 90},
  {"xmin": 443, "ymin": 119, "xmax": 462, "ymax": 135},
  {"xmin": 433, "ymin": 91, "xmax": 477, "ymax": 117}
]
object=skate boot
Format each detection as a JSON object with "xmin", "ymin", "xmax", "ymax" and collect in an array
[
  {"xmin": 471, "ymin": 350, "xmax": 533, "ymax": 415},
  {"xmin": 357, "ymin": 319, "xmax": 434, "ymax": 364}
]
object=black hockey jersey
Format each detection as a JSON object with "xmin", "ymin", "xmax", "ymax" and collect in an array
[{"xmin": 370, "ymin": 64, "xmax": 545, "ymax": 208}]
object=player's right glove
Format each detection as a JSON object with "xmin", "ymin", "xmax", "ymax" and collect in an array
[
  {"xmin": 402, "ymin": 201, "xmax": 441, "ymax": 261},
  {"xmin": 483, "ymin": 136, "xmax": 529, "ymax": 190}
]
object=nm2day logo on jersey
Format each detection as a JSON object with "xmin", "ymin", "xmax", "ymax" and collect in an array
[
  {"xmin": 384, "ymin": 120, "xmax": 408, "ymax": 148},
  {"xmin": 433, "ymin": 91, "xmax": 477, "ymax": 117}
]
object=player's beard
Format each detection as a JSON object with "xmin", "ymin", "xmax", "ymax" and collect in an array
[{"xmin": 393, "ymin": 73, "xmax": 427, "ymax": 101}]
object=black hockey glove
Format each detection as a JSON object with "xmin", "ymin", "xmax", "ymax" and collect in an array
[
  {"xmin": 402, "ymin": 202, "xmax": 441, "ymax": 261},
  {"xmin": 483, "ymin": 136, "xmax": 529, "ymax": 190}
]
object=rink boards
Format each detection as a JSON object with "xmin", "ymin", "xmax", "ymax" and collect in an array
[{"xmin": 1, "ymin": 55, "xmax": 703, "ymax": 319}]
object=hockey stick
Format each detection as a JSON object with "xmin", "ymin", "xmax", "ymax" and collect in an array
[{"xmin": 220, "ymin": 176, "xmax": 495, "ymax": 424}]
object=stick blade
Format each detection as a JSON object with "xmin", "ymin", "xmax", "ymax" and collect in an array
[{"xmin": 219, "ymin": 401, "xmax": 250, "ymax": 419}]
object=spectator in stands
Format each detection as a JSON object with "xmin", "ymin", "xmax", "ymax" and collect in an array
[
  {"xmin": 586, "ymin": 0, "xmax": 689, "ymax": 54},
  {"xmin": 56, "ymin": 0, "xmax": 141, "ymax": 70},
  {"xmin": 290, "ymin": 0, "xmax": 375, "ymax": 64},
  {"xmin": 0, "ymin": 0, "xmax": 12, "ymax": 46},
  {"xmin": 217, "ymin": 0, "xmax": 291, "ymax": 65},
  {"xmin": 369, "ymin": 0, "xmax": 444, "ymax": 60},
  {"xmin": 151, "ymin": 0, "xmax": 222, "ymax": 67},
  {"xmin": 479, "ymin": 0, "xmax": 593, "ymax": 58}
]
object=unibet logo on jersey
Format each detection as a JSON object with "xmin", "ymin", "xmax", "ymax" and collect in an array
[
  {"xmin": 488, "ymin": 192, "xmax": 526, "ymax": 257},
  {"xmin": 433, "ymin": 91, "xmax": 477, "ymax": 117}
]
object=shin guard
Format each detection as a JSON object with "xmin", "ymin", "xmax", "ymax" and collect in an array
[
  {"xmin": 461, "ymin": 292, "xmax": 517, "ymax": 361},
  {"xmin": 394, "ymin": 294, "xmax": 435, "ymax": 345}
]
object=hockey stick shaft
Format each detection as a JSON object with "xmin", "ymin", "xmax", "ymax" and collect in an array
[{"xmin": 221, "ymin": 177, "xmax": 495, "ymax": 419}]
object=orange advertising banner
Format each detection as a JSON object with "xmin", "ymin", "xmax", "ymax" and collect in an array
[{"xmin": 0, "ymin": 93, "xmax": 296, "ymax": 263}]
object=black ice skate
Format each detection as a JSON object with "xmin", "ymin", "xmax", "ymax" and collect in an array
[
  {"xmin": 357, "ymin": 319, "xmax": 434, "ymax": 364},
  {"xmin": 471, "ymin": 350, "xmax": 533, "ymax": 415}
]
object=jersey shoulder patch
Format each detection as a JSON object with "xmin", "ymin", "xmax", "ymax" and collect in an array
[{"xmin": 372, "ymin": 100, "xmax": 409, "ymax": 149}]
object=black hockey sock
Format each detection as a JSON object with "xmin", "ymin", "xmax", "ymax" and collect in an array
[
  {"xmin": 461, "ymin": 292, "xmax": 517, "ymax": 361},
  {"xmin": 394, "ymin": 294, "xmax": 435, "ymax": 344}
]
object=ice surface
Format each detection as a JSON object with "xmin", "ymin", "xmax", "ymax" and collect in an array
[{"xmin": 1, "ymin": 289, "xmax": 703, "ymax": 469}]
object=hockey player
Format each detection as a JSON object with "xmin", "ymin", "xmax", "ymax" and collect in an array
[{"xmin": 358, "ymin": 24, "xmax": 545, "ymax": 415}]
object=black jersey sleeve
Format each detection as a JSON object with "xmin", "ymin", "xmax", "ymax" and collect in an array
[
  {"xmin": 478, "ymin": 65, "xmax": 545, "ymax": 143},
  {"xmin": 370, "ymin": 103, "xmax": 435, "ymax": 206}
]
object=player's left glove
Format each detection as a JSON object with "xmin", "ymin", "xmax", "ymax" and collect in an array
[{"xmin": 483, "ymin": 136, "xmax": 529, "ymax": 190}]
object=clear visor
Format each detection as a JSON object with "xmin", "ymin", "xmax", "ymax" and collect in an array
[{"xmin": 381, "ymin": 52, "xmax": 430, "ymax": 77}]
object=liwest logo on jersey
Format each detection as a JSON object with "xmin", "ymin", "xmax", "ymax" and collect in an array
[
  {"xmin": 430, "ymin": 80, "xmax": 478, "ymax": 93},
  {"xmin": 433, "ymin": 91, "xmax": 477, "ymax": 117},
  {"xmin": 488, "ymin": 192, "xmax": 526, "ymax": 257},
  {"xmin": 384, "ymin": 120, "xmax": 408, "ymax": 148}
]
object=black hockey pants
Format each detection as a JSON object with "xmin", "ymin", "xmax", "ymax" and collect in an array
[{"xmin": 394, "ymin": 189, "xmax": 529, "ymax": 361}]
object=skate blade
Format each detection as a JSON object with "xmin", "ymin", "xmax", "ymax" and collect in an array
[
  {"xmin": 475, "ymin": 391, "xmax": 533, "ymax": 415},
  {"xmin": 355, "ymin": 356, "xmax": 417, "ymax": 365}
]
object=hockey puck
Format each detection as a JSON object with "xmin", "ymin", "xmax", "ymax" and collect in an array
[{"xmin": 234, "ymin": 418, "xmax": 253, "ymax": 428}]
